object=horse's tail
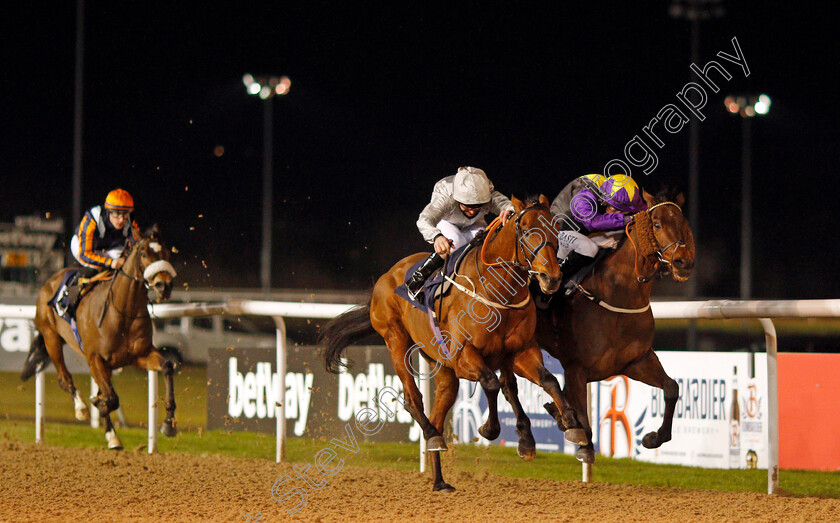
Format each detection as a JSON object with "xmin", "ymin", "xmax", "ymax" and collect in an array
[
  {"xmin": 320, "ymin": 299, "xmax": 374, "ymax": 374},
  {"xmin": 21, "ymin": 333, "xmax": 52, "ymax": 381}
]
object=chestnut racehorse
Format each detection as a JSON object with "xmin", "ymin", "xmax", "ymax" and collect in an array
[
  {"xmin": 535, "ymin": 189, "xmax": 695, "ymax": 463},
  {"xmin": 21, "ymin": 228, "xmax": 178, "ymax": 449},
  {"xmin": 321, "ymin": 195, "xmax": 587, "ymax": 492}
]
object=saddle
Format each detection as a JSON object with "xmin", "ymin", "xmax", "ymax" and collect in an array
[
  {"xmin": 51, "ymin": 269, "xmax": 113, "ymax": 319},
  {"xmin": 395, "ymin": 242, "xmax": 474, "ymax": 314}
]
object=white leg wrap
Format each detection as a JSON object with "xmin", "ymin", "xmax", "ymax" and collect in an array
[
  {"xmin": 73, "ymin": 392, "xmax": 90, "ymax": 421},
  {"xmin": 105, "ymin": 430, "xmax": 123, "ymax": 450}
]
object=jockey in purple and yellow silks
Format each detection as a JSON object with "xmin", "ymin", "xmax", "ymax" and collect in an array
[
  {"xmin": 554, "ymin": 174, "xmax": 647, "ymax": 277},
  {"xmin": 66, "ymin": 189, "xmax": 140, "ymax": 305}
]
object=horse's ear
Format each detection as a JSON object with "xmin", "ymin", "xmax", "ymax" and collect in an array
[
  {"xmin": 538, "ymin": 194, "xmax": 550, "ymax": 208},
  {"xmin": 675, "ymin": 192, "xmax": 686, "ymax": 207},
  {"xmin": 145, "ymin": 223, "xmax": 161, "ymax": 240},
  {"xmin": 511, "ymin": 195, "xmax": 524, "ymax": 212},
  {"xmin": 643, "ymin": 190, "xmax": 657, "ymax": 208}
]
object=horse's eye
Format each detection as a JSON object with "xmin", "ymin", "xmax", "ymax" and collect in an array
[{"xmin": 654, "ymin": 222, "xmax": 662, "ymax": 230}]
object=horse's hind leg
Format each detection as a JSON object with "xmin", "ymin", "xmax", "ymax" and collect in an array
[
  {"xmin": 88, "ymin": 355, "xmax": 122, "ymax": 450},
  {"xmin": 513, "ymin": 344, "xmax": 588, "ymax": 446},
  {"xmin": 135, "ymin": 350, "xmax": 178, "ymax": 437},
  {"xmin": 623, "ymin": 349, "xmax": 678, "ymax": 449},
  {"xmin": 428, "ymin": 366, "xmax": 459, "ymax": 493},
  {"xmin": 384, "ymin": 329, "xmax": 446, "ymax": 451},
  {"xmin": 500, "ymin": 365, "xmax": 536, "ymax": 461},
  {"xmin": 42, "ymin": 330, "xmax": 89, "ymax": 421}
]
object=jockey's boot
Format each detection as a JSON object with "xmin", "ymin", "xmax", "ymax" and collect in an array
[
  {"xmin": 406, "ymin": 253, "xmax": 444, "ymax": 302},
  {"xmin": 67, "ymin": 266, "xmax": 99, "ymax": 310},
  {"xmin": 559, "ymin": 251, "xmax": 594, "ymax": 282}
]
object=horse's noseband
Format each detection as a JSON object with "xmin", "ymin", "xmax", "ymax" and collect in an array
[{"xmin": 636, "ymin": 201, "xmax": 687, "ymax": 283}]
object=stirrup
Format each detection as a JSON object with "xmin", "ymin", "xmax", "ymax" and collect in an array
[{"xmin": 406, "ymin": 278, "xmax": 426, "ymax": 302}]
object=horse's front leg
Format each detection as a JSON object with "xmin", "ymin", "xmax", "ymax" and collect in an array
[
  {"xmin": 513, "ymin": 344, "xmax": 588, "ymax": 446},
  {"xmin": 88, "ymin": 355, "xmax": 122, "ymax": 450},
  {"xmin": 622, "ymin": 348, "xmax": 678, "ymax": 448},
  {"xmin": 136, "ymin": 350, "xmax": 178, "ymax": 437},
  {"xmin": 455, "ymin": 345, "xmax": 501, "ymax": 442},
  {"xmin": 563, "ymin": 364, "xmax": 595, "ymax": 463},
  {"xmin": 499, "ymin": 364, "xmax": 536, "ymax": 461}
]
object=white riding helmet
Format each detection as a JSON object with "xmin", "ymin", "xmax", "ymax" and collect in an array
[{"xmin": 452, "ymin": 166, "xmax": 492, "ymax": 206}]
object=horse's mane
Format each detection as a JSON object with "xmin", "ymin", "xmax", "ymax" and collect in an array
[
  {"xmin": 652, "ymin": 185, "xmax": 683, "ymax": 206},
  {"xmin": 521, "ymin": 194, "xmax": 548, "ymax": 209}
]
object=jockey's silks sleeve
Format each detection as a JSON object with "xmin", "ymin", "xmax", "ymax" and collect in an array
[
  {"xmin": 128, "ymin": 221, "xmax": 139, "ymax": 247},
  {"xmin": 76, "ymin": 214, "xmax": 114, "ymax": 269},
  {"xmin": 571, "ymin": 189, "xmax": 627, "ymax": 232}
]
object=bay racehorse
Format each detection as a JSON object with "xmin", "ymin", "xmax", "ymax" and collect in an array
[
  {"xmin": 535, "ymin": 189, "xmax": 695, "ymax": 463},
  {"xmin": 321, "ymin": 195, "xmax": 587, "ymax": 492},
  {"xmin": 21, "ymin": 227, "xmax": 178, "ymax": 449}
]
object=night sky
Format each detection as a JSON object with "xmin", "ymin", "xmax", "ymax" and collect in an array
[{"xmin": 2, "ymin": 2, "xmax": 838, "ymax": 298}]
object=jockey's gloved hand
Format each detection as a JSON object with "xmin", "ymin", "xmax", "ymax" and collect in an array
[
  {"xmin": 433, "ymin": 235, "xmax": 453, "ymax": 255},
  {"xmin": 111, "ymin": 256, "xmax": 126, "ymax": 270},
  {"xmin": 500, "ymin": 206, "xmax": 515, "ymax": 225}
]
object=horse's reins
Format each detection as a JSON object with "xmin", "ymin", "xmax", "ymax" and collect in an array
[
  {"xmin": 108, "ymin": 240, "xmax": 153, "ymax": 321},
  {"xmin": 575, "ymin": 201, "xmax": 685, "ymax": 314},
  {"xmin": 443, "ymin": 205, "xmax": 557, "ymax": 310},
  {"xmin": 480, "ymin": 207, "xmax": 558, "ymax": 274}
]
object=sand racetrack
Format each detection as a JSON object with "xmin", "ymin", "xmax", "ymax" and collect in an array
[{"xmin": 1, "ymin": 441, "xmax": 839, "ymax": 522}]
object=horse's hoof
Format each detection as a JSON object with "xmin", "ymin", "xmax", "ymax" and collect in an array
[
  {"xmin": 642, "ymin": 431, "xmax": 664, "ymax": 449},
  {"xmin": 160, "ymin": 422, "xmax": 177, "ymax": 438},
  {"xmin": 564, "ymin": 428, "xmax": 589, "ymax": 446},
  {"xmin": 105, "ymin": 431, "xmax": 123, "ymax": 451},
  {"xmin": 561, "ymin": 411, "xmax": 579, "ymax": 432},
  {"xmin": 427, "ymin": 436, "xmax": 448, "ymax": 452},
  {"xmin": 433, "ymin": 482, "xmax": 456, "ymax": 493},
  {"xmin": 75, "ymin": 406, "xmax": 90, "ymax": 422},
  {"xmin": 576, "ymin": 447, "xmax": 595, "ymax": 463},
  {"xmin": 478, "ymin": 422, "xmax": 500, "ymax": 441},
  {"xmin": 517, "ymin": 442, "xmax": 536, "ymax": 461}
]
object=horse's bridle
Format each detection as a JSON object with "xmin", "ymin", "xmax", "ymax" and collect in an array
[
  {"xmin": 108, "ymin": 239, "xmax": 153, "ymax": 320},
  {"xmin": 482, "ymin": 205, "xmax": 558, "ymax": 276},
  {"xmin": 628, "ymin": 201, "xmax": 687, "ymax": 283}
]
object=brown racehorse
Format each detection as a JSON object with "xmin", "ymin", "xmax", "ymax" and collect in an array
[
  {"xmin": 321, "ymin": 195, "xmax": 587, "ymax": 492},
  {"xmin": 533, "ymin": 189, "xmax": 696, "ymax": 463},
  {"xmin": 21, "ymin": 228, "xmax": 177, "ymax": 449}
]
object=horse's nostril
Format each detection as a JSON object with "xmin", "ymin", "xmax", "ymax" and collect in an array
[{"xmin": 674, "ymin": 258, "xmax": 685, "ymax": 269}]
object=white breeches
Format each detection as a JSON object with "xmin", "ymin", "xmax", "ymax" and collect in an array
[
  {"xmin": 436, "ymin": 219, "xmax": 486, "ymax": 250},
  {"xmin": 557, "ymin": 230, "xmax": 623, "ymax": 259}
]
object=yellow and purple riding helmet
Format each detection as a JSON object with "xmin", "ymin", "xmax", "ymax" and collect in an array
[
  {"xmin": 580, "ymin": 173, "xmax": 607, "ymax": 189},
  {"xmin": 600, "ymin": 175, "xmax": 647, "ymax": 213}
]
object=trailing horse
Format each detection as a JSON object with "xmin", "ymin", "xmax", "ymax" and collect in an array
[
  {"xmin": 321, "ymin": 195, "xmax": 586, "ymax": 492},
  {"xmin": 21, "ymin": 228, "xmax": 178, "ymax": 450}
]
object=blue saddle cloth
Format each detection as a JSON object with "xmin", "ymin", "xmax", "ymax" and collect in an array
[
  {"xmin": 47, "ymin": 269, "xmax": 85, "ymax": 353},
  {"xmin": 394, "ymin": 242, "xmax": 472, "ymax": 314}
]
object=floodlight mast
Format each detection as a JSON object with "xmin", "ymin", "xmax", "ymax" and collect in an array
[{"xmin": 243, "ymin": 74, "xmax": 291, "ymax": 292}]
